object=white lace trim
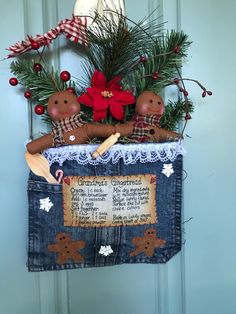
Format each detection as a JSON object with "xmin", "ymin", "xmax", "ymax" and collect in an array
[{"xmin": 43, "ymin": 141, "xmax": 186, "ymax": 166}]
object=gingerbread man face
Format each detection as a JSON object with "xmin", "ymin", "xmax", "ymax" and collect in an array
[
  {"xmin": 47, "ymin": 90, "xmax": 80, "ymax": 121},
  {"xmin": 135, "ymin": 91, "xmax": 165, "ymax": 116}
]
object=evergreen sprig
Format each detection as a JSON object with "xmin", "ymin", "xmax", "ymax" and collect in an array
[
  {"xmin": 81, "ymin": 12, "xmax": 164, "ymax": 84},
  {"xmin": 133, "ymin": 31, "xmax": 191, "ymax": 95},
  {"xmin": 10, "ymin": 59, "xmax": 68, "ymax": 104},
  {"xmin": 160, "ymin": 98, "xmax": 194, "ymax": 130}
]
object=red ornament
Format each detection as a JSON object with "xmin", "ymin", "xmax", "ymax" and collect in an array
[
  {"xmin": 202, "ymin": 91, "xmax": 206, "ymax": 98},
  {"xmin": 183, "ymin": 90, "xmax": 189, "ymax": 97},
  {"xmin": 34, "ymin": 63, "xmax": 42, "ymax": 72},
  {"xmin": 185, "ymin": 112, "xmax": 192, "ymax": 120},
  {"xmin": 153, "ymin": 71, "xmax": 158, "ymax": 80},
  {"xmin": 173, "ymin": 78, "xmax": 179, "ymax": 84},
  {"xmin": 9, "ymin": 77, "xmax": 18, "ymax": 86},
  {"xmin": 60, "ymin": 71, "xmax": 71, "ymax": 82},
  {"xmin": 66, "ymin": 87, "xmax": 76, "ymax": 94},
  {"xmin": 31, "ymin": 41, "xmax": 40, "ymax": 50},
  {"xmin": 34, "ymin": 104, "xmax": 45, "ymax": 115},
  {"xmin": 207, "ymin": 90, "xmax": 213, "ymax": 96},
  {"xmin": 139, "ymin": 56, "xmax": 147, "ymax": 63},
  {"xmin": 24, "ymin": 90, "xmax": 32, "ymax": 99},
  {"xmin": 173, "ymin": 46, "xmax": 180, "ymax": 54}
]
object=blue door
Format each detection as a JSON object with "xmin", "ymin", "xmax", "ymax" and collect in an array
[{"xmin": 0, "ymin": 1, "xmax": 235, "ymax": 313}]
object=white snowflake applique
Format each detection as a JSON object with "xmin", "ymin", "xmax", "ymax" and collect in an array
[
  {"xmin": 40, "ymin": 197, "xmax": 54, "ymax": 212},
  {"xmin": 99, "ymin": 245, "xmax": 113, "ymax": 257},
  {"xmin": 69, "ymin": 135, "xmax": 76, "ymax": 142},
  {"xmin": 162, "ymin": 163, "xmax": 174, "ymax": 178}
]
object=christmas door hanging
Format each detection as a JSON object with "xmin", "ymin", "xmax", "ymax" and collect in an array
[{"xmin": 5, "ymin": 0, "xmax": 211, "ymax": 271}]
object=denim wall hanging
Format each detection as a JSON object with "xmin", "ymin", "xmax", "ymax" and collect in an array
[
  {"xmin": 27, "ymin": 142, "xmax": 184, "ymax": 271},
  {"xmin": 5, "ymin": 1, "xmax": 211, "ymax": 273}
]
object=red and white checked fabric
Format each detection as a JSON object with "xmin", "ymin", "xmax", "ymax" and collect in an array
[{"xmin": 7, "ymin": 15, "xmax": 88, "ymax": 58}]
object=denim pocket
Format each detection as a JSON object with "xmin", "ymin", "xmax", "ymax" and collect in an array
[
  {"xmin": 27, "ymin": 178, "xmax": 64, "ymax": 271},
  {"xmin": 27, "ymin": 153, "xmax": 183, "ymax": 271}
]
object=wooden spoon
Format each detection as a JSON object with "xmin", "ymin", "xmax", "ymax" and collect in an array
[{"xmin": 25, "ymin": 151, "xmax": 58, "ymax": 184}]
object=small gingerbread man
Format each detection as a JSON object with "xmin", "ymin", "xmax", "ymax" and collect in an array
[
  {"xmin": 130, "ymin": 228, "xmax": 166, "ymax": 257},
  {"xmin": 48, "ymin": 232, "xmax": 86, "ymax": 264},
  {"xmin": 130, "ymin": 91, "xmax": 165, "ymax": 142}
]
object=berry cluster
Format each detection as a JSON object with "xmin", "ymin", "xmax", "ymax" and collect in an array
[{"xmin": 9, "ymin": 65, "xmax": 72, "ymax": 115}]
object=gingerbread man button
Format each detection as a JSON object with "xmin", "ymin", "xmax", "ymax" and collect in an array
[
  {"xmin": 48, "ymin": 232, "xmax": 86, "ymax": 264},
  {"xmin": 130, "ymin": 228, "xmax": 166, "ymax": 257}
]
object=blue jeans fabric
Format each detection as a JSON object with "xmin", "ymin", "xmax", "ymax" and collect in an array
[{"xmin": 27, "ymin": 155, "xmax": 182, "ymax": 271}]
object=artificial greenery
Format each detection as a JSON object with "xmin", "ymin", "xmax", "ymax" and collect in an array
[
  {"xmin": 9, "ymin": 10, "xmax": 202, "ymax": 134},
  {"xmin": 10, "ymin": 60, "xmax": 72, "ymax": 103},
  {"xmin": 160, "ymin": 99, "xmax": 193, "ymax": 130}
]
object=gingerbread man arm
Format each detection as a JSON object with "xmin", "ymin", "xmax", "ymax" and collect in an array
[
  {"xmin": 147, "ymin": 126, "xmax": 182, "ymax": 142},
  {"xmin": 26, "ymin": 122, "xmax": 134, "ymax": 154},
  {"xmin": 27, "ymin": 134, "xmax": 53, "ymax": 154}
]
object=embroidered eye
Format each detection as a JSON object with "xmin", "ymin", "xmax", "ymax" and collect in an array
[
  {"xmin": 149, "ymin": 99, "xmax": 153, "ymax": 103},
  {"xmin": 64, "ymin": 100, "xmax": 68, "ymax": 104},
  {"xmin": 54, "ymin": 100, "xmax": 58, "ymax": 104},
  {"xmin": 158, "ymin": 101, "xmax": 162, "ymax": 105}
]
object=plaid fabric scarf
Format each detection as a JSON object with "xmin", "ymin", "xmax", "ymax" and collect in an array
[
  {"xmin": 131, "ymin": 114, "xmax": 161, "ymax": 142},
  {"xmin": 51, "ymin": 114, "xmax": 85, "ymax": 147}
]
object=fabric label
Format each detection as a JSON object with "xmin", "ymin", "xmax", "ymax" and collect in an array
[{"xmin": 63, "ymin": 174, "xmax": 157, "ymax": 227}]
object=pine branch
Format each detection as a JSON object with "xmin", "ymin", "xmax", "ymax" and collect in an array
[
  {"xmin": 10, "ymin": 59, "xmax": 66, "ymax": 103},
  {"xmin": 133, "ymin": 31, "xmax": 192, "ymax": 95},
  {"xmin": 160, "ymin": 98, "xmax": 194, "ymax": 130},
  {"xmin": 82, "ymin": 12, "xmax": 164, "ymax": 83}
]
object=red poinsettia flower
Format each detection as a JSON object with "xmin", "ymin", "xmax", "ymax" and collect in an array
[{"xmin": 78, "ymin": 70, "xmax": 135, "ymax": 121}]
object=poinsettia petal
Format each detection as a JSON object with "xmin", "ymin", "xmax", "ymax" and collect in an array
[
  {"xmin": 93, "ymin": 97, "xmax": 109, "ymax": 110},
  {"xmin": 109, "ymin": 101, "xmax": 125, "ymax": 120},
  {"xmin": 107, "ymin": 75, "xmax": 121, "ymax": 90},
  {"xmin": 112, "ymin": 91, "xmax": 135, "ymax": 104},
  {"xmin": 91, "ymin": 70, "xmax": 106, "ymax": 88},
  {"xmin": 77, "ymin": 93, "xmax": 93, "ymax": 107},
  {"xmin": 86, "ymin": 87, "xmax": 103, "ymax": 99},
  {"xmin": 93, "ymin": 109, "xmax": 107, "ymax": 121}
]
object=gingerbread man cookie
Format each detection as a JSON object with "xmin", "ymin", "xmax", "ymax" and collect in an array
[
  {"xmin": 48, "ymin": 232, "xmax": 86, "ymax": 264},
  {"xmin": 130, "ymin": 228, "xmax": 166, "ymax": 257}
]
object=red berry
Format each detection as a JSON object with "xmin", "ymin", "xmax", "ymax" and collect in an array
[
  {"xmin": 174, "ymin": 78, "xmax": 179, "ymax": 84},
  {"xmin": 34, "ymin": 104, "xmax": 45, "ymax": 115},
  {"xmin": 202, "ymin": 91, "xmax": 206, "ymax": 98},
  {"xmin": 139, "ymin": 56, "xmax": 147, "ymax": 63},
  {"xmin": 152, "ymin": 71, "xmax": 158, "ymax": 80},
  {"xmin": 9, "ymin": 77, "xmax": 18, "ymax": 86},
  {"xmin": 31, "ymin": 41, "xmax": 40, "ymax": 50},
  {"xmin": 24, "ymin": 90, "xmax": 32, "ymax": 99},
  {"xmin": 173, "ymin": 46, "xmax": 180, "ymax": 54},
  {"xmin": 185, "ymin": 112, "xmax": 192, "ymax": 120},
  {"xmin": 34, "ymin": 63, "xmax": 42, "ymax": 72},
  {"xmin": 207, "ymin": 90, "xmax": 212, "ymax": 96},
  {"xmin": 60, "ymin": 71, "xmax": 71, "ymax": 82},
  {"xmin": 183, "ymin": 90, "xmax": 189, "ymax": 96},
  {"xmin": 66, "ymin": 87, "xmax": 76, "ymax": 93}
]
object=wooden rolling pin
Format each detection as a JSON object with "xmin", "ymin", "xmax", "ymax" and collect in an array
[{"xmin": 92, "ymin": 133, "xmax": 120, "ymax": 159}]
